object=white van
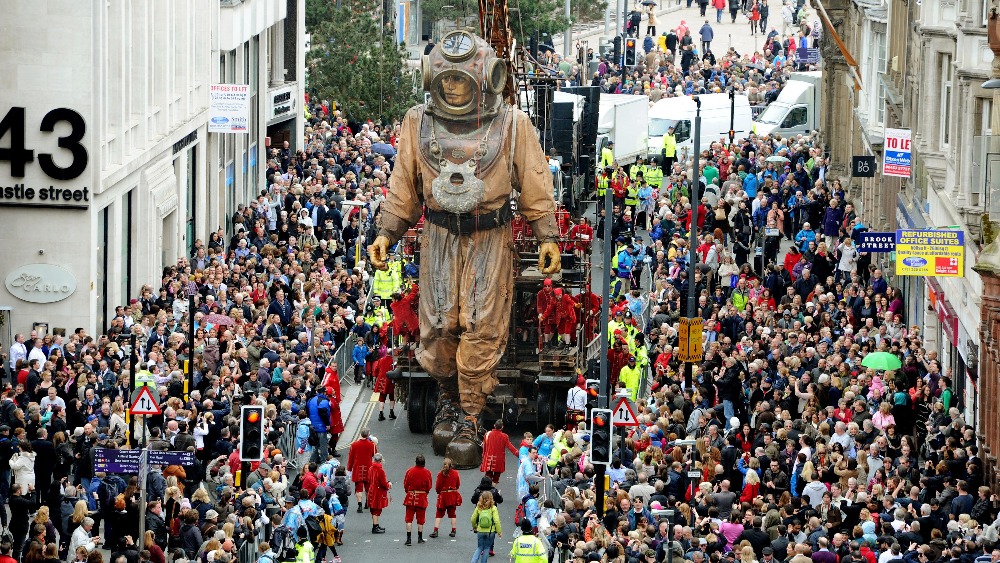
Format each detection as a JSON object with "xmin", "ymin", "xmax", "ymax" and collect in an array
[
  {"xmin": 647, "ymin": 93, "xmax": 753, "ymax": 160},
  {"xmin": 752, "ymin": 71, "xmax": 822, "ymax": 138}
]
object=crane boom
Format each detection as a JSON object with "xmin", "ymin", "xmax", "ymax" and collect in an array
[{"xmin": 478, "ymin": 0, "xmax": 518, "ymax": 103}]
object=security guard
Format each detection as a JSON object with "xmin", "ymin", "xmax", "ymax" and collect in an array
[
  {"xmin": 509, "ymin": 519, "xmax": 546, "ymax": 562},
  {"xmin": 364, "ymin": 296, "xmax": 391, "ymax": 326},
  {"xmin": 600, "ymin": 141, "xmax": 615, "ymax": 169},
  {"xmin": 661, "ymin": 125, "xmax": 677, "ymax": 173},
  {"xmin": 628, "ymin": 157, "xmax": 645, "ymax": 182},
  {"xmin": 372, "ymin": 256, "xmax": 401, "ymax": 300},
  {"xmin": 643, "ymin": 159, "xmax": 663, "ymax": 189},
  {"xmin": 595, "ymin": 168, "xmax": 610, "ymax": 207},
  {"xmin": 624, "ymin": 175, "xmax": 640, "ymax": 215},
  {"xmin": 618, "ymin": 355, "xmax": 642, "ymax": 402},
  {"xmin": 294, "ymin": 527, "xmax": 315, "ymax": 563},
  {"xmin": 135, "ymin": 363, "xmax": 156, "ymax": 389}
]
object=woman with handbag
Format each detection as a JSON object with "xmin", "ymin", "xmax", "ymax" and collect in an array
[{"xmin": 469, "ymin": 492, "xmax": 501, "ymax": 563}]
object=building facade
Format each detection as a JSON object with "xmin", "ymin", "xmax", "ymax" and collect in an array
[
  {"xmin": 0, "ymin": 0, "xmax": 304, "ymax": 340},
  {"xmin": 825, "ymin": 0, "xmax": 991, "ymax": 428}
]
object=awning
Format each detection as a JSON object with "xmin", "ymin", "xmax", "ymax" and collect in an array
[{"xmin": 813, "ymin": 0, "xmax": 864, "ymax": 91}]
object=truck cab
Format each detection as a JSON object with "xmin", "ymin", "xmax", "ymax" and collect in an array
[{"xmin": 752, "ymin": 71, "xmax": 822, "ymax": 138}]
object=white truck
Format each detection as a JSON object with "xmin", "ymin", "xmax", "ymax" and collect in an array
[
  {"xmin": 596, "ymin": 94, "xmax": 649, "ymax": 167},
  {"xmin": 647, "ymin": 93, "xmax": 753, "ymax": 159},
  {"xmin": 752, "ymin": 71, "xmax": 822, "ymax": 138}
]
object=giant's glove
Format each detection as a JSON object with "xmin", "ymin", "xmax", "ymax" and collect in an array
[
  {"xmin": 368, "ymin": 235, "xmax": 391, "ymax": 271},
  {"xmin": 538, "ymin": 241, "xmax": 562, "ymax": 275}
]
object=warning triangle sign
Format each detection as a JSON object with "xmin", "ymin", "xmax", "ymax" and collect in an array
[
  {"xmin": 612, "ymin": 397, "xmax": 638, "ymax": 426},
  {"xmin": 130, "ymin": 386, "xmax": 161, "ymax": 415}
]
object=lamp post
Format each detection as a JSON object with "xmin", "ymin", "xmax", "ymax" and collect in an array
[
  {"xmin": 728, "ymin": 87, "xmax": 736, "ymax": 145},
  {"xmin": 684, "ymin": 97, "xmax": 703, "ymax": 388},
  {"xmin": 186, "ymin": 281, "xmax": 198, "ymax": 401}
]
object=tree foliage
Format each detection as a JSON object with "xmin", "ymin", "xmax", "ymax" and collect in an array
[
  {"xmin": 308, "ymin": 0, "xmax": 421, "ymax": 123},
  {"xmin": 418, "ymin": 0, "xmax": 607, "ymax": 43},
  {"xmin": 305, "ymin": 0, "xmax": 335, "ymax": 31}
]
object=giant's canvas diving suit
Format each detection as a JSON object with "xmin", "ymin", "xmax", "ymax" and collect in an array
[{"xmin": 368, "ymin": 30, "xmax": 561, "ymax": 467}]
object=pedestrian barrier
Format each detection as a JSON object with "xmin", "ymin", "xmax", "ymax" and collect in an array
[{"xmin": 750, "ymin": 105, "xmax": 766, "ymax": 119}]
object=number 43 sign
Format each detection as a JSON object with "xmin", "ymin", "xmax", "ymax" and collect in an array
[{"xmin": 852, "ymin": 155, "xmax": 876, "ymax": 178}]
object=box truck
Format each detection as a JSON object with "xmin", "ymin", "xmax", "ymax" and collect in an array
[{"xmin": 596, "ymin": 94, "xmax": 649, "ymax": 167}]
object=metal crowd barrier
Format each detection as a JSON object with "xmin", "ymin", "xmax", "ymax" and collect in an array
[{"xmin": 750, "ymin": 105, "xmax": 766, "ymax": 119}]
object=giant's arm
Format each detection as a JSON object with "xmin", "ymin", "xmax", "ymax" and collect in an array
[{"xmin": 376, "ymin": 108, "xmax": 425, "ymax": 247}]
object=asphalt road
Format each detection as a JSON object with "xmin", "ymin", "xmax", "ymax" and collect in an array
[{"xmin": 334, "ymin": 397, "xmax": 525, "ymax": 562}]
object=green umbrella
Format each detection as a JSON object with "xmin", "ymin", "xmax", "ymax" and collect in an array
[{"xmin": 861, "ymin": 351, "xmax": 902, "ymax": 371}]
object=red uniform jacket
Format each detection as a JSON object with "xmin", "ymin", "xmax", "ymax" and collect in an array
[
  {"xmin": 434, "ymin": 469, "xmax": 462, "ymax": 509},
  {"xmin": 321, "ymin": 366, "xmax": 345, "ymax": 435},
  {"xmin": 402, "ymin": 466, "xmax": 433, "ymax": 508},
  {"xmin": 366, "ymin": 462, "xmax": 391, "ymax": 510},
  {"xmin": 347, "ymin": 438, "xmax": 378, "ymax": 484},
  {"xmin": 536, "ymin": 288, "xmax": 557, "ymax": 329},
  {"xmin": 372, "ymin": 355, "xmax": 394, "ymax": 395},
  {"xmin": 391, "ymin": 283, "xmax": 420, "ymax": 339},
  {"xmin": 555, "ymin": 294, "xmax": 578, "ymax": 335},
  {"xmin": 568, "ymin": 223, "xmax": 594, "ymax": 251},
  {"xmin": 480, "ymin": 429, "xmax": 519, "ymax": 474}
]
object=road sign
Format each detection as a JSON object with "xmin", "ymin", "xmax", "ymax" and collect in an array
[
  {"xmin": 612, "ymin": 397, "xmax": 639, "ymax": 427},
  {"xmin": 678, "ymin": 317, "xmax": 703, "ymax": 362},
  {"xmin": 93, "ymin": 448, "xmax": 196, "ymax": 474},
  {"xmin": 857, "ymin": 231, "xmax": 895, "ymax": 252},
  {"xmin": 852, "ymin": 155, "xmax": 876, "ymax": 177},
  {"xmin": 130, "ymin": 386, "xmax": 161, "ymax": 415}
]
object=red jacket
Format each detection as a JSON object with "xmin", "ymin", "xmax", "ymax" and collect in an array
[
  {"xmin": 347, "ymin": 438, "xmax": 378, "ymax": 484},
  {"xmin": 740, "ymin": 483, "xmax": 759, "ymax": 503},
  {"xmin": 480, "ymin": 430, "xmax": 519, "ymax": 474},
  {"xmin": 321, "ymin": 366, "xmax": 345, "ymax": 435},
  {"xmin": 556, "ymin": 294, "xmax": 578, "ymax": 334},
  {"xmin": 403, "ymin": 466, "xmax": 433, "ymax": 508},
  {"xmin": 366, "ymin": 462, "xmax": 391, "ymax": 510},
  {"xmin": 435, "ymin": 469, "xmax": 463, "ymax": 509},
  {"xmin": 301, "ymin": 471, "xmax": 319, "ymax": 497}
]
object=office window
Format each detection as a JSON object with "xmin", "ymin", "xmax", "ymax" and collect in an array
[
  {"xmin": 875, "ymin": 31, "xmax": 887, "ymax": 125},
  {"xmin": 977, "ymin": 98, "xmax": 993, "ymax": 136},
  {"xmin": 941, "ymin": 54, "xmax": 953, "ymax": 146}
]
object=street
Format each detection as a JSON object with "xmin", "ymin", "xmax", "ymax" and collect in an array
[{"xmin": 334, "ymin": 394, "xmax": 525, "ymax": 562}]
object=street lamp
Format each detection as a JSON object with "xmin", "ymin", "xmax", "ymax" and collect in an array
[{"xmin": 185, "ymin": 281, "xmax": 198, "ymax": 401}]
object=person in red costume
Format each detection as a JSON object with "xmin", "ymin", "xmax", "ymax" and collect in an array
[
  {"xmin": 479, "ymin": 420, "xmax": 518, "ymax": 484},
  {"xmin": 511, "ymin": 212, "xmax": 535, "ymax": 253},
  {"xmin": 553, "ymin": 288, "xmax": 578, "ymax": 347},
  {"xmin": 372, "ymin": 353, "xmax": 397, "ymax": 421},
  {"xmin": 575, "ymin": 290, "xmax": 600, "ymax": 343},
  {"xmin": 555, "ymin": 203, "xmax": 572, "ymax": 252},
  {"xmin": 347, "ymin": 428, "xmax": 378, "ymax": 514},
  {"xmin": 429, "ymin": 458, "xmax": 462, "ymax": 538},
  {"xmin": 567, "ymin": 216, "xmax": 594, "ymax": 260},
  {"xmin": 536, "ymin": 279, "xmax": 557, "ymax": 351},
  {"xmin": 390, "ymin": 283, "xmax": 420, "ymax": 345},
  {"xmin": 607, "ymin": 332, "xmax": 630, "ymax": 389},
  {"xmin": 402, "ymin": 454, "xmax": 433, "ymax": 546},
  {"xmin": 366, "ymin": 452, "xmax": 392, "ymax": 534},
  {"xmin": 321, "ymin": 364, "xmax": 345, "ymax": 455}
]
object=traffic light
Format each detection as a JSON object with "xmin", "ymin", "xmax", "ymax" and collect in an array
[
  {"xmin": 590, "ymin": 408, "xmax": 613, "ymax": 465},
  {"xmin": 624, "ymin": 38, "xmax": 636, "ymax": 66},
  {"xmin": 613, "ymin": 36, "xmax": 622, "ymax": 65},
  {"xmin": 585, "ymin": 379, "xmax": 600, "ymax": 423},
  {"xmin": 240, "ymin": 405, "xmax": 265, "ymax": 461}
]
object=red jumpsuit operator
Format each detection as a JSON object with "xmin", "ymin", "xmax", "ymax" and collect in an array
[
  {"xmin": 536, "ymin": 279, "xmax": 557, "ymax": 349},
  {"xmin": 553, "ymin": 288, "xmax": 578, "ymax": 346}
]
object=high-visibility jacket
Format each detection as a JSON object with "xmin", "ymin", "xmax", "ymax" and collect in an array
[
  {"xmin": 596, "ymin": 175, "xmax": 609, "ymax": 196},
  {"xmin": 510, "ymin": 534, "xmax": 547, "ymax": 562},
  {"xmin": 135, "ymin": 370, "xmax": 156, "ymax": 389},
  {"xmin": 295, "ymin": 541, "xmax": 314, "ymax": 563},
  {"xmin": 618, "ymin": 364, "xmax": 642, "ymax": 401},
  {"xmin": 372, "ymin": 267, "xmax": 398, "ymax": 300},
  {"xmin": 624, "ymin": 184, "xmax": 639, "ymax": 206},
  {"xmin": 644, "ymin": 165, "xmax": 663, "ymax": 188},
  {"xmin": 365, "ymin": 306, "xmax": 390, "ymax": 327},
  {"xmin": 601, "ymin": 147, "xmax": 615, "ymax": 168},
  {"xmin": 662, "ymin": 133, "xmax": 677, "ymax": 158}
]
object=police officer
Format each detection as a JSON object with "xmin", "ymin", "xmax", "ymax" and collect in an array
[
  {"xmin": 509, "ymin": 519, "xmax": 546, "ymax": 562},
  {"xmin": 601, "ymin": 141, "xmax": 615, "ymax": 169},
  {"xmin": 595, "ymin": 168, "xmax": 610, "ymax": 209}
]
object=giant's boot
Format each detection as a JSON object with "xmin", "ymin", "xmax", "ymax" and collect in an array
[
  {"xmin": 431, "ymin": 381, "xmax": 461, "ymax": 456},
  {"xmin": 445, "ymin": 387, "xmax": 486, "ymax": 468}
]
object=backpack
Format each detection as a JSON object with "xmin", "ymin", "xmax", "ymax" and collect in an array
[
  {"xmin": 476, "ymin": 508, "xmax": 494, "ymax": 531},
  {"xmin": 300, "ymin": 420, "xmax": 319, "ymax": 447},
  {"xmin": 317, "ymin": 514, "xmax": 338, "ymax": 547},
  {"xmin": 304, "ymin": 515, "xmax": 323, "ymax": 544},
  {"xmin": 270, "ymin": 525, "xmax": 295, "ymax": 559}
]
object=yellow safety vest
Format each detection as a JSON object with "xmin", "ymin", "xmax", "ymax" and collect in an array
[
  {"xmin": 135, "ymin": 370, "xmax": 156, "ymax": 389},
  {"xmin": 619, "ymin": 364, "xmax": 642, "ymax": 402},
  {"xmin": 644, "ymin": 165, "xmax": 663, "ymax": 188},
  {"xmin": 662, "ymin": 133, "xmax": 677, "ymax": 158},
  {"xmin": 295, "ymin": 541, "xmax": 314, "ymax": 563},
  {"xmin": 624, "ymin": 184, "xmax": 639, "ymax": 206},
  {"xmin": 373, "ymin": 269, "xmax": 397, "ymax": 300},
  {"xmin": 601, "ymin": 147, "xmax": 614, "ymax": 168},
  {"xmin": 510, "ymin": 534, "xmax": 546, "ymax": 562},
  {"xmin": 597, "ymin": 175, "xmax": 609, "ymax": 196}
]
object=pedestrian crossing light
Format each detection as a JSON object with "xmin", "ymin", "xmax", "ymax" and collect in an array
[
  {"xmin": 590, "ymin": 408, "xmax": 613, "ymax": 465},
  {"xmin": 240, "ymin": 405, "xmax": 265, "ymax": 462},
  {"xmin": 625, "ymin": 38, "xmax": 637, "ymax": 66}
]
